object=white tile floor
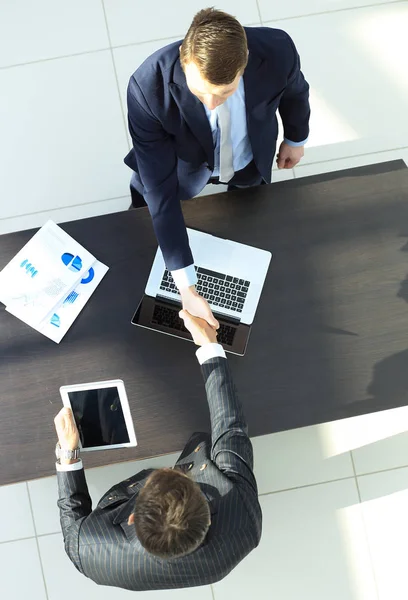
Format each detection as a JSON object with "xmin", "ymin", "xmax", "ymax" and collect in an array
[{"xmin": 1, "ymin": 1, "xmax": 408, "ymax": 599}]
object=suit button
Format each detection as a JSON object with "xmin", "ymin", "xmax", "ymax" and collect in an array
[
  {"xmin": 187, "ymin": 463, "xmax": 193, "ymax": 471},
  {"xmin": 129, "ymin": 483, "xmax": 137, "ymax": 488},
  {"xmin": 194, "ymin": 446, "xmax": 201, "ymax": 453},
  {"xmin": 200, "ymin": 464, "xmax": 207, "ymax": 471},
  {"xmin": 108, "ymin": 495, "xmax": 117, "ymax": 500}
]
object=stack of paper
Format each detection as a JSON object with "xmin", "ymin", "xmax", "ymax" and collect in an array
[{"xmin": 0, "ymin": 220, "xmax": 108, "ymax": 343}]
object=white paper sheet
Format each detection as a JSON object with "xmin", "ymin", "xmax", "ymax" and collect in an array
[{"xmin": 0, "ymin": 220, "xmax": 109, "ymax": 342}]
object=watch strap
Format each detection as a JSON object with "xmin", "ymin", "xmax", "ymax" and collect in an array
[{"xmin": 55, "ymin": 442, "xmax": 80, "ymax": 460}]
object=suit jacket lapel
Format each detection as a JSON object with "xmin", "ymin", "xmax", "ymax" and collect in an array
[
  {"xmin": 169, "ymin": 60, "xmax": 214, "ymax": 169},
  {"xmin": 243, "ymin": 51, "xmax": 266, "ymax": 114}
]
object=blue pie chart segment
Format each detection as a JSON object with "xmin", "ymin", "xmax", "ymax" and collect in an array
[
  {"xmin": 81, "ymin": 267, "xmax": 95, "ymax": 285},
  {"xmin": 61, "ymin": 253, "xmax": 82, "ymax": 272},
  {"xmin": 50, "ymin": 313, "xmax": 61, "ymax": 328}
]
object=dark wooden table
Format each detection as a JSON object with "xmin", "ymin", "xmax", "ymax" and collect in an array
[{"xmin": 1, "ymin": 160, "xmax": 408, "ymax": 485}]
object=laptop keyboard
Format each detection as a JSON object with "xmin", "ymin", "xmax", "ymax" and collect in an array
[
  {"xmin": 159, "ymin": 267, "xmax": 250, "ymax": 313},
  {"xmin": 152, "ymin": 304, "xmax": 237, "ymax": 347}
]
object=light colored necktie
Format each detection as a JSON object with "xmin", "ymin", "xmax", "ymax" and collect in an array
[{"xmin": 217, "ymin": 102, "xmax": 234, "ymax": 183}]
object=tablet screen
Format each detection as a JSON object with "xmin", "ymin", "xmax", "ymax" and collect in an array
[{"xmin": 68, "ymin": 386, "xmax": 130, "ymax": 448}]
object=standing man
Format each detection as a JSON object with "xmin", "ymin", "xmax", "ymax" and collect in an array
[
  {"xmin": 124, "ymin": 7, "xmax": 310, "ymax": 326},
  {"xmin": 54, "ymin": 311, "xmax": 262, "ymax": 591}
]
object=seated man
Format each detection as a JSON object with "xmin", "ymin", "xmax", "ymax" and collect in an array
[{"xmin": 54, "ymin": 310, "xmax": 262, "ymax": 591}]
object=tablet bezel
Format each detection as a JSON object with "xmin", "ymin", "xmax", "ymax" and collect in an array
[{"xmin": 59, "ymin": 379, "xmax": 137, "ymax": 452}]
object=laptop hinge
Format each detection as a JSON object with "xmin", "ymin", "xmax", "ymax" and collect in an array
[
  {"xmin": 214, "ymin": 311, "xmax": 241, "ymax": 325},
  {"xmin": 156, "ymin": 294, "xmax": 182, "ymax": 307}
]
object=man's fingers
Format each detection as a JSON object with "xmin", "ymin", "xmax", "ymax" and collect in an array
[
  {"xmin": 54, "ymin": 406, "xmax": 69, "ymax": 422},
  {"xmin": 209, "ymin": 317, "xmax": 220, "ymax": 329},
  {"xmin": 54, "ymin": 407, "xmax": 75, "ymax": 430},
  {"xmin": 179, "ymin": 309, "xmax": 190, "ymax": 322},
  {"xmin": 179, "ymin": 307, "xmax": 218, "ymax": 330}
]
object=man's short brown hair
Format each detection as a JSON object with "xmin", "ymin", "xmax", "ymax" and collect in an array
[
  {"xmin": 134, "ymin": 468, "xmax": 210, "ymax": 559},
  {"xmin": 180, "ymin": 7, "xmax": 248, "ymax": 85}
]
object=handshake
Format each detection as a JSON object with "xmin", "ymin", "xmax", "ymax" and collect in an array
[{"xmin": 178, "ymin": 309, "xmax": 218, "ymax": 346}]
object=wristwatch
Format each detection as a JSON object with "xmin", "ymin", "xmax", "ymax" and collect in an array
[{"xmin": 55, "ymin": 442, "xmax": 80, "ymax": 461}]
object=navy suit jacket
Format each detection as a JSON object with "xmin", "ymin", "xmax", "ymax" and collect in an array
[
  {"xmin": 57, "ymin": 358, "xmax": 262, "ymax": 591},
  {"xmin": 124, "ymin": 27, "xmax": 310, "ymax": 271}
]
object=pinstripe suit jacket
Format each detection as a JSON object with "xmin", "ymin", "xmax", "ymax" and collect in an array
[{"xmin": 57, "ymin": 357, "xmax": 262, "ymax": 591}]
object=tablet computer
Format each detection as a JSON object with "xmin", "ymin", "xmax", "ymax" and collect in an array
[{"xmin": 59, "ymin": 379, "xmax": 137, "ymax": 451}]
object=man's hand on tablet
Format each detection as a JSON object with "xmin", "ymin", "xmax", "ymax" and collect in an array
[
  {"xmin": 179, "ymin": 309, "xmax": 218, "ymax": 346},
  {"xmin": 54, "ymin": 407, "xmax": 79, "ymax": 451}
]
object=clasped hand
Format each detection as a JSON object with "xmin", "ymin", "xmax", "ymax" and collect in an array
[
  {"xmin": 180, "ymin": 285, "xmax": 219, "ymax": 331},
  {"xmin": 276, "ymin": 141, "xmax": 304, "ymax": 169}
]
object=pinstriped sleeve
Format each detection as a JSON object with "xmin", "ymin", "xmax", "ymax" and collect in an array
[
  {"xmin": 200, "ymin": 357, "xmax": 257, "ymax": 495},
  {"xmin": 57, "ymin": 468, "xmax": 92, "ymax": 573}
]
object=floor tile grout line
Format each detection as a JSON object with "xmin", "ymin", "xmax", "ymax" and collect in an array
[
  {"xmin": 258, "ymin": 475, "xmax": 356, "ymax": 496},
  {"xmin": 100, "ymin": 0, "xmax": 131, "ymax": 154},
  {"xmin": 261, "ymin": 0, "xmax": 408, "ymax": 24},
  {"xmin": 350, "ymin": 452, "xmax": 381, "ymax": 600},
  {"xmin": 0, "ymin": 22, "xmax": 261, "ymax": 72},
  {"xmin": 257, "ymin": 461, "xmax": 408, "ymax": 497},
  {"xmin": 357, "ymin": 463, "xmax": 408, "ymax": 477},
  {"xmin": 0, "ymin": 534, "xmax": 36, "ymax": 545},
  {"xmin": 350, "ymin": 451, "xmax": 360, "ymax": 497},
  {"xmin": 0, "ymin": 194, "xmax": 131, "ymax": 223},
  {"xmin": 36, "ymin": 531, "xmax": 61, "ymax": 538},
  {"xmin": 0, "ymin": 38, "xmax": 178, "ymax": 71},
  {"xmin": 108, "ymin": 22, "xmax": 261, "ymax": 49},
  {"xmin": 255, "ymin": 0, "xmax": 264, "ymax": 25},
  {"xmin": 26, "ymin": 482, "xmax": 50, "ymax": 600},
  {"xmin": 210, "ymin": 583, "xmax": 216, "ymax": 600},
  {"xmin": 0, "ymin": 531, "xmax": 62, "ymax": 545},
  {"xmin": 0, "ymin": 46, "xmax": 110, "ymax": 71}
]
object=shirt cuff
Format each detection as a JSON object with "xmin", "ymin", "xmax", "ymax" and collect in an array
[
  {"xmin": 171, "ymin": 264, "xmax": 198, "ymax": 289},
  {"xmin": 196, "ymin": 343, "xmax": 227, "ymax": 365},
  {"xmin": 56, "ymin": 459, "xmax": 83, "ymax": 472},
  {"xmin": 284, "ymin": 137, "xmax": 308, "ymax": 147}
]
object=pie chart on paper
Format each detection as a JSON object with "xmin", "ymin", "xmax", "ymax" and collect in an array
[
  {"xmin": 81, "ymin": 267, "xmax": 95, "ymax": 285},
  {"xmin": 61, "ymin": 253, "xmax": 83, "ymax": 272}
]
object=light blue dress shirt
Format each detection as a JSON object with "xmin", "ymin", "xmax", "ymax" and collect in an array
[
  {"xmin": 203, "ymin": 77, "xmax": 307, "ymax": 177},
  {"xmin": 204, "ymin": 78, "xmax": 253, "ymax": 176},
  {"xmin": 171, "ymin": 77, "xmax": 308, "ymax": 289}
]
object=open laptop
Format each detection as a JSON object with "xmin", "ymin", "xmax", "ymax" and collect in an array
[{"xmin": 131, "ymin": 228, "xmax": 271, "ymax": 355}]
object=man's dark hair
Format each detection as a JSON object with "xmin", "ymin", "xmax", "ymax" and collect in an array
[
  {"xmin": 180, "ymin": 7, "xmax": 248, "ymax": 85},
  {"xmin": 134, "ymin": 468, "xmax": 211, "ymax": 559}
]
